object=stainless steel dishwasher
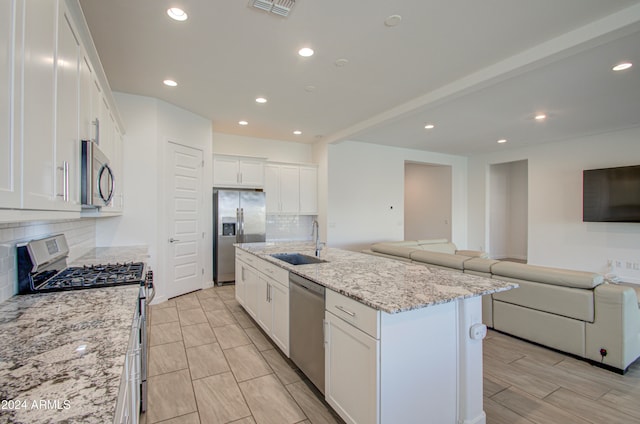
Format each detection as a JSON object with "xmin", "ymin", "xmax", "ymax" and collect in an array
[{"xmin": 289, "ymin": 273, "xmax": 326, "ymax": 394}]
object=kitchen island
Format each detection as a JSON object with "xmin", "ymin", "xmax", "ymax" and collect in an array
[
  {"xmin": 236, "ymin": 242, "xmax": 518, "ymax": 424},
  {"xmin": 0, "ymin": 246, "xmax": 148, "ymax": 424}
]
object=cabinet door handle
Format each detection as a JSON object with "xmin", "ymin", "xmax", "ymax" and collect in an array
[
  {"xmin": 323, "ymin": 319, "xmax": 329, "ymax": 347},
  {"xmin": 57, "ymin": 161, "xmax": 69, "ymax": 202},
  {"xmin": 64, "ymin": 161, "xmax": 69, "ymax": 202},
  {"xmin": 335, "ymin": 305, "xmax": 356, "ymax": 317},
  {"xmin": 92, "ymin": 118, "xmax": 100, "ymax": 144}
]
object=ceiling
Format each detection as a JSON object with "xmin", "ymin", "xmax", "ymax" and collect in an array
[{"xmin": 79, "ymin": 0, "xmax": 640, "ymax": 156}]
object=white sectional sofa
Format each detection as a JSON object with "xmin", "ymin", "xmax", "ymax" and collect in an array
[{"xmin": 366, "ymin": 240, "xmax": 640, "ymax": 373}]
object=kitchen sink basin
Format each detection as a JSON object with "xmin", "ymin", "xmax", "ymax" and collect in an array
[{"xmin": 270, "ymin": 253, "xmax": 327, "ymax": 266}]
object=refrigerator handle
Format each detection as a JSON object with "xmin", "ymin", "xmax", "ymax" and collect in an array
[
  {"xmin": 236, "ymin": 208, "xmax": 241, "ymax": 243},
  {"xmin": 239, "ymin": 208, "xmax": 245, "ymax": 241}
]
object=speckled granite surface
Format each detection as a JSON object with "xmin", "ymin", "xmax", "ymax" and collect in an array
[
  {"xmin": 0, "ymin": 246, "xmax": 148, "ymax": 424},
  {"xmin": 237, "ymin": 242, "xmax": 518, "ymax": 314}
]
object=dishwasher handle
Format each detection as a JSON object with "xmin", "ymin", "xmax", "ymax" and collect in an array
[{"xmin": 290, "ymin": 273, "xmax": 325, "ymax": 297}]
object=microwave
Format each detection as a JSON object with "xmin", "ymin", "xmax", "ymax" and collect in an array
[{"xmin": 81, "ymin": 140, "xmax": 115, "ymax": 207}]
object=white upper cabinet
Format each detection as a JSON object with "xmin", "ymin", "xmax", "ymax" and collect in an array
[
  {"xmin": 0, "ymin": 0, "xmax": 20, "ymax": 208},
  {"xmin": 21, "ymin": 0, "xmax": 59, "ymax": 210},
  {"xmin": 213, "ymin": 155, "xmax": 265, "ymax": 188},
  {"xmin": 279, "ymin": 165, "xmax": 300, "ymax": 213},
  {"xmin": 22, "ymin": 0, "xmax": 81, "ymax": 211},
  {"xmin": 1, "ymin": 0, "xmax": 124, "ymax": 220},
  {"xmin": 265, "ymin": 163, "xmax": 317, "ymax": 215},
  {"xmin": 79, "ymin": 49, "xmax": 95, "ymax": 142},
  {"xmin": 53, "ymin": 6, "xmax": 81, "ymax": 210},
  {"xmin": 299, "ymin": 165, "xmax": 318, "ymax": 215}
]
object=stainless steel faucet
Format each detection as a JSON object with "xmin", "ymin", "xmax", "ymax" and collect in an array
[{"xmin": 312, "ymin": 220, "xmax": 324, "ymax": 257}]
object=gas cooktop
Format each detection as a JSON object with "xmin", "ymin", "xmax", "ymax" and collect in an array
[
  {"xmin": 33, "ymin": 262, "xmax": 145, "ymax": 292},
  {"xmin": 17, "ymin": 235, "xmax": 146, "ymax": 294}
]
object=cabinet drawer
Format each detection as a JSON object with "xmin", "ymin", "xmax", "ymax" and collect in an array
[
  {"xmin": 326, "ymin": 290, "xmax": 379, "ymax": 339},
  {"xmin": 256, "ymin": 260, "xmax": 289, "ymax": 287},
  {"xmin": 236, "ymin": 248, "xmax": 258, "ymax": 267}
]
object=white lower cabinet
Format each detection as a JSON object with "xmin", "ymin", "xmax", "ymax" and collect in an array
[
  {"xmin": 269, "ymin": 280, "xmax": 289, "ymax": 354},
  {"xmin": 324, "ymin": 289, "xmax": 459, "ymax": 424},
  {"xmin": 235, "ymin": 249, "xmax": 290, "ymax": 356},
  {"xmin": 234, "ymin": 258, "xmax": 246, "ymax": 305},
  {"xmin": 235, "ymin": 258, "xmax": 259, "ymax": 320},
  {"xmin": 324, "ymin": 310, "xmax": 379, "ymax": 424},
  {"xmin": 256, "ymin": 274, "xmax": 289, "ymax": 355}
]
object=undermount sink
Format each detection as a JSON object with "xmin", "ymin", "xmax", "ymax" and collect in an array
[{"xmin": 270, "ymin": 253, "xmax": 327, "ymax": 266}]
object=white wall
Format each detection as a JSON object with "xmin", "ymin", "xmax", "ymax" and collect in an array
[
  {"xmin": 404, "ymin": 163, "xmax": 452, "ymax": 240},
  {"xmin": 212, "ymin": 133, "xmax": 313, "ymax": 164},
  {"xmin": 327, "ymin": 140, "xmax": 468, "ymax": 251},
  {"xmin": 468, "ymin": 125, "xmax": 640, "ymax": 276},
  {"xmin": 98, "ymin": 92, "xmax": 213, "ymax": 303},
  {"xmin": 488, "ymin": 160, "xmax": 527, "ymax": 260}
]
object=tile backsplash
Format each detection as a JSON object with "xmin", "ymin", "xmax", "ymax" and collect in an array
[
  {"xmin": 0, "ymin": 219, "xmax": 96, "ymax": 303},
  {"xmin": 266, "ymin": 215, "xmax": 316, "ymax": 242}
]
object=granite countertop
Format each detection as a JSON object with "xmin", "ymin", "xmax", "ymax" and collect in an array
[
  {"xmin": 236, "ymin": 242, "xmax": 518, "ymax": 314},
  {"xmin": 0, "ymin": 246, "xmax": 148, "ymax": 424}
]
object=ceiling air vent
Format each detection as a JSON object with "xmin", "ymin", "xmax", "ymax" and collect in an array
[{"xmin": 249, "ymin": 0, "xmax": 296, "ymax": 17}]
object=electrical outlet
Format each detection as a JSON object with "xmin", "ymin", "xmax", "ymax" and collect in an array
[
  {"xmin": 615, "ymin": 260, "xmax": 622, "ymax": 268},
  {"xmin": 633, "ymin": 262, "xmax": 640, "ymax": 271},
  {"xmin": 627, "ymin": 262, "xmax": 633, "ymax": 269}
]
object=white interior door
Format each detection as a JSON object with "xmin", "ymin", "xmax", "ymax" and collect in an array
[{"xmin": 166, "ymin": 141, "xmax": 204, "ymax": 298}]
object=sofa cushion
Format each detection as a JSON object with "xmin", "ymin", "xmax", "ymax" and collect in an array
[
  {"xmin": 416, "ymin": 238, "xmax": 449, "ymax": 245},
  {"xmin": 491, "ymin": 261, "xmax": 603, "ymax": 289},
  {"xmin": 416, "ymin": 241, "xmax": 457, "ymax": 255},
  {"xmin": 393, "ymin": 240, "xmax": 422, "ymax": 247},
  {"xmin": 493, "ymin": 301, "xmax": 586, "ymax": 357},
  {"xmin": 370, "ymin": 243, "xmax": 418, "ymax": 259},
  {"xmin": 456, "ymin": 249, "xmax": 489, "ymax": 258},
  {"xmin": 464, "ymin": 257, "xmax": 500, "ymax": 273},
  {"xmin": 492, "ymin": 278, "xmax": 595, "ymax": 322},
  {"xmin": 410, "ymin": 250, "xmax": 470, "ymax": 270}
]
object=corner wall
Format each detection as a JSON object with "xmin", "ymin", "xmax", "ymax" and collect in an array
[
  {"xmin": 327, "ymin": 140, "xmax": 468, "ymax": 251},
  {"xmin": 98, "ymin": 92, "xmax": 213, "ymax": 303},
  {"xmin": 468, "ymin": 125, "xmax": 640, "ymax": 276}
]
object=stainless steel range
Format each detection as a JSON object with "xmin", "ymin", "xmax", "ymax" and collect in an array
[
  {"xmin": 17, "ymin": 234, "xmax": 145, "ymax": 294},
  {"xmin": 16, "ymin": 234, "xmax": 153, "ymax": 418}
]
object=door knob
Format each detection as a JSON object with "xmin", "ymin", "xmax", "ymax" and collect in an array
[{"xmin": 169, "ymin": 238, "xmax": 180, "ymax": 243}]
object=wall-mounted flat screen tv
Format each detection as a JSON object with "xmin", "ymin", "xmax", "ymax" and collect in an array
[{"xmin": 583, "ymin": 165, "xmax": 640, "ymax": 222}]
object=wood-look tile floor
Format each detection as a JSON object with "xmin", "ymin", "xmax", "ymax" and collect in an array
[
  {"xmin": 143, "ymin": 285, "xmax": 342, "ymax": 424},
  {"xmin": 143, "ymin": 285, "xmax": 640, "ymax": 424}
]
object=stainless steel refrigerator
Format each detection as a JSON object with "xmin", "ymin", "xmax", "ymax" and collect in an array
[{"xmin": 213, "ymin": 189, "xmax": 266, "ymax": 284}]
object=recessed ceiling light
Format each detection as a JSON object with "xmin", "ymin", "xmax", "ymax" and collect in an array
[
  {"xmin": 612, "ymin": 62, "xmax": 632, "ymax": 71},
  {"xmin": 255, "ymin": 97, "xmax": 267, "ymax": 104},
  {"xmin": 238, "ymin": 121, "xmax": 248, "ymax": 126},
  {"xmin": 334, "ymin": 58, "xmax": 349, "ymax": 67},
  {"xmin": 304, "ymin": 85, "xmax": 316, "ymax": 92},
  {"xmin": 497, "ymin": 139, "xmax": 507, "ymax": 144},
  {"xmin": 163, "ymin": 79, "xmax": 177, "ymax": 87},
  {"xmin": 293, "ymin": 130, "xmax": 302, "ymax": 135},
  {"xmin": 424, "ymin": 124, "xmax": 435, "ymax": 129},
  {"xmin": 298, "ymin": 47, "xmax": 314, "ymax": 57},
  {"xmin": 534, "ymin": 114, "xmax": 547, "ymax": 121},
  {"xmin": 167, "ymin": 8, "xmax": 188, "ymax": 21},
  {"xmin": 384, "ymin": 14, "xmax": 402, "ymax": 27}
]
